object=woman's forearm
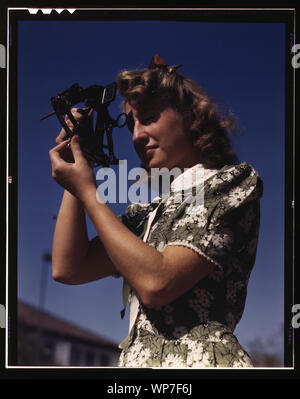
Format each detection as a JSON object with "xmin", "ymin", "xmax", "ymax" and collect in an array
[
  {"xmin": 52, "ymin": 190, "xmax": 90, "ymax": 281},
  {"xmin": 81, "ymin": 188, "xmax": 166, "ymax": 305}
]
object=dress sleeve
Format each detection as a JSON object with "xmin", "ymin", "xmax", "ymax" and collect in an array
[{"xmin": 161, "ymin": 162, "xmax": 263, "ymax": 273}]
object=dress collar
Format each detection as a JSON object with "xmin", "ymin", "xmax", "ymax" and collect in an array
[{"xmin": 170, "ymin": 163, "xmax": 219, "ymax": 193}]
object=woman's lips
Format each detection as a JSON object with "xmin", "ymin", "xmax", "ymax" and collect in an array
[
  {"xmin": 145, "ymin": 146, "xmax": 158, "ymax": 158},
  {"xmin": 146, "ymin": 148, "xmax": 156, "ymax": 157}
]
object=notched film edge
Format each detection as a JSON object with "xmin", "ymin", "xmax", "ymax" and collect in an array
[{"xmin": 40, "ymin": 82, "xmax": 128, "ymax": 167}]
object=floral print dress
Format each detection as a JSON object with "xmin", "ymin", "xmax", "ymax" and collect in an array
[{"xmin": 117, "ymin": 162, "xmax": 263, "ymax": 368}]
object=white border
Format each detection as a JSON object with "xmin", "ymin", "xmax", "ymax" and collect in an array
[
  {"xmin": 5, "ymin": 6, "xmax": 295, "ymax": 371},
  {"xmin": 6, "ymin": 7, "xmax": 10, "ymax": 369}
]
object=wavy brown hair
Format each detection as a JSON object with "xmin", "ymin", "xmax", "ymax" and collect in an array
[{"xmin": 117, "ymin": 67, "xmax": 239, "ymax": 169}]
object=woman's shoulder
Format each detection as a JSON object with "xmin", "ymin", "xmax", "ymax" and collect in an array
[
  {"xmin": 212, "ymin": 161, "xmax": 261, "ymax": 179},
  {"xmin": 207, "ymin": 162, "xmax": 262, "ymax": 189},
  {"xmin": 205, "ymin": 161, "xmax": 263, "ymax": 207},
  {"xmin": 225, "ymin": 161, "xmax": 261, "ymax": 176}
]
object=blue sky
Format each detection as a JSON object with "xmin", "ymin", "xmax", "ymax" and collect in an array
[{"xmin": 16, "ymin": 18, "xmax": 286, "ymax": 363}]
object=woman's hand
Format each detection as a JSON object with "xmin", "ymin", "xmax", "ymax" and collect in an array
[
  {"xmin": 56, "ymin": 107, "xmax": 94, "ymax": 144},
  {"xmin": 55, "ymin": 107, "xmax": 94, "ymax": 163},
  {"xmin": 49, "ymin": 135, "xmax": 96, "ymax": 203}
]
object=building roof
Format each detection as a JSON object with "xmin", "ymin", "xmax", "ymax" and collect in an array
[{"xmin": 18, "ymin": 301, "xmax": 120, "ymax": 351}]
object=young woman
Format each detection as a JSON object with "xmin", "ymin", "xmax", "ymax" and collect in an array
[{"xmin": 49, "ymin": 54, "xmax": 263, "ymax": 368}]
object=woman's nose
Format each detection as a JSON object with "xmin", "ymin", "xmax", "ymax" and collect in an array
[{"xmin": 132, "ymin": 121, "xmax": 149, "ymax": 144}]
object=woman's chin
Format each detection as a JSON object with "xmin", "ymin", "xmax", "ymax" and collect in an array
[{"xmin": 146, "ymin": 156, "xmax": 167, "ymax": 170}]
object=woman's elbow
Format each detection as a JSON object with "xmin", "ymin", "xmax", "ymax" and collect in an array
[
  {"xmin": 52, "ymin": 263, "xmax": 78, "ymax": 285},
  {"xmin": 138, "ymin": 283, "xmax": 171, "ymax": 309},
  {"xmin": 52, "ymin": 270, "xmax": 69, "ymax": 284}
]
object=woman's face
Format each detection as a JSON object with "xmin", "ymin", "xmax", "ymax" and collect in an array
[{"xmin": 125, "ymin": 103, "xmax": 199, "ymax": 171}]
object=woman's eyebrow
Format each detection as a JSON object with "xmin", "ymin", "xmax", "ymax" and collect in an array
[{"xmin": 138, "ymin": 110, "xmax": 160, "ymax": 123}]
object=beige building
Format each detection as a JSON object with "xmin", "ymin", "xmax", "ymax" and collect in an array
[{"xmin": 18, "ymin": 301, "xmax": 121, "ymax": 366}]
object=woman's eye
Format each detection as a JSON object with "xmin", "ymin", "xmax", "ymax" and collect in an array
[
  {"xmin": 125, "ymin": 110, "xmax": 160, "ymax": 133},
  {"xmin": 139, "ymin": 111, "xmax": 160, "ymax": 125},
  {"xmin": 141, "ymin": 116, "xmax": 156, "ymax": 125}
]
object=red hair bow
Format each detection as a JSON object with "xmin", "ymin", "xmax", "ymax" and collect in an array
[{"xmin": 149, "ymin": 54, "xmax": 183, "ymax": 73}]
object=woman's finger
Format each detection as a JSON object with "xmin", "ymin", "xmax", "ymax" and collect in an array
[
  {"xmin": 56, "ymin": 128, "xmax": 68, "ymax": 144},
  {"xmin": 49, "ymin": 140, "xmax": 73, "ymax": 179},
  {"xmin": 55, "ymin": 108, "xmax": 94, "ymax": 145},
  {"xmin": 66, "ymin": 107, "xmax": 86, "ymax": 121},
  {"xmin": 56, "ymin": 109, "xmax": 82, "ymax": 144},
  {"xmin": 69, "ymin": 135, "xmax": 85, "ymax": 163},
  {"xmin": 50, "ymin": 138, "xmax": 70, "ymax": 159}
]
